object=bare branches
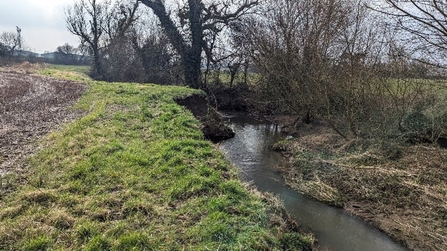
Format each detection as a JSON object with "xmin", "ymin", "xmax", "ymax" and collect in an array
[
  {"xmin": 105, "ymin": 0, "xmax": 140, "ymax": 40},
  {"xmin": 0, "ymin": 31, "xmax": 21, "ymax": 57},
  {"xmin": 139, "ymin": 0, "xmax": 187, "ymax": 56},
  {"xmin": 65, "ymin": 0, "xmax": 108, "ymax": 48},
  {"xmin": 379, "ymin": 0, "xmax": 447, "ymax": 57},
  {"xmin": 202, "ymin": 0, "xmax": 259, "ymax": 31},
  {"xmin": 65, "ymin": 0, "xmax": 141, "ymax": 78}
]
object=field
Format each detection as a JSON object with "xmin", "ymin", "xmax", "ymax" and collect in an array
[
  {"xmin": 0, "ymin": 66, "xmax": 87, "ymax": 177},
  {"xmin": 0, "ymin": 64, "xmax": 313, "ymax": 250}
]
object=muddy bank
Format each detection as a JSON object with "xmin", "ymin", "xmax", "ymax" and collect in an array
[
  {"xmin": 267, "ymin": 115, "xmax": 447, "ymax": 251},
  {"xmin": 0, "ymin": 69, "xmax": 87, "ymax": 177},
  {"xmin": 175, "ymin": 93, "xmax": 235, "ymax": 142}
]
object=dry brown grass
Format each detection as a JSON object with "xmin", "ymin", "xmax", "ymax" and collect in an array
[{"xmin": 273, "ymin": 116, "xmax": 447, "ymax": 251}]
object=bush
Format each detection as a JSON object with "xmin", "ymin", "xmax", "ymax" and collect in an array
[{"xmin": 403, "ymin": 111, "xmax": 431, "ymax": 133}]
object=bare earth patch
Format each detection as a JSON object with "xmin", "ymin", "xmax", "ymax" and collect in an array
[
  {"xmin": 0, "ymin": 68, "xmax": 87, "ymax": 176},
  {"xmin": 270, "ymin": 115, "xmax": 447, "ymax": 251}
]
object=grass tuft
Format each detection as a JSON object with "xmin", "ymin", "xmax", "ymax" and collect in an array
[{"xmin": 22, "ymin": 236, "xmax": 53, "ymax": 251}]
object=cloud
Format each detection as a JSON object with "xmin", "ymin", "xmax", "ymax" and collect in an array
[
  {"xmin": 0, "ymin": 0, "xmax": 78, "ymax": 53},
  {"xmin": 1, "ymin": 0, "xmax": 70, "ymax": 28}
]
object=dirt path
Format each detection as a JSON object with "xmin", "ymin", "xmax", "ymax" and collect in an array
[{"xmin": 0, "ymin": 69, "xmax": 86, "ymax": 176}]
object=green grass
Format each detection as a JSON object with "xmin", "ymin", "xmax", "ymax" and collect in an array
[
  {"xmin": 46, "ymin": 64, "xmax": 90, "ymax": 74},
  {"xmin": 0, "ymin": 67, "xmax": 313, "ymax": 250},
  {"xmin": 38, "ymin": 64, "xmax": 91, "ymax": 82}
]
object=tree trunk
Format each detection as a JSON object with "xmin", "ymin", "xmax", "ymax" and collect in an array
[
  {"xmin": 140, "ymin": 0, "xmax": 257, "ymax": 89},
  {"xmin": 91, "ymin": 45, "xmax": 104, "ymax": 78},
  {"xmin": 183, "ymin": 52, "xmax": 202, "ymax": 89},
  {"xmin": 140, "ymin": 0, "xmax": 203, "ymax": 89},
  {"xmin": 187, "ymin": 0, "xmax": 204, "ymax": 89}
]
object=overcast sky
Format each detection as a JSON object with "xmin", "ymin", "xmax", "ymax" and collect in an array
[{"xmin": 0, "ymin": 0, "xmax": 79, "ymax": 53}]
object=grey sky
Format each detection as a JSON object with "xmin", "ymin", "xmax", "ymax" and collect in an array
[{"xmin": 0, "ymin": 0, "xmax": 79, "ymax": 53}]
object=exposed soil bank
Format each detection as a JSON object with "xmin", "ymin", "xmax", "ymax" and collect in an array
[
  {"xmin": 267, "ymin": 115, "xmax": 447, "ymax": 251},
  {"xmin": 0, "ymin": 68, "xmax": 87, "ymax": 177},
  {"xmin": 175, "ymin": 93, "xmax": 235, "ymax": 142}
]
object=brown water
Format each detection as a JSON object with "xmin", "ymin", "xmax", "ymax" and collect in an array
[{"xmin": 218, "ymin": 113, "xmax": 407, "ymax": 251}]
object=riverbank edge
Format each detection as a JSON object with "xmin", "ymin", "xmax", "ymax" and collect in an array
[
  {"xmin": 0, "ymin": 64, "xmax": 316, "ymax": 250},
  {"xmin": 263, "ymin": 114, "xmax": 447, "ymax": 251},
  {"xmin": 174, "ymin": 93, "xmax": 320, "ymax": 249}
]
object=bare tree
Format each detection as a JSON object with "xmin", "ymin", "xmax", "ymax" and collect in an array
[
  {"xmin": 325, "ymin": 1, "xmax": 394, "ymax": 137},
  {"xmin": 139, "ymin": 0, "xmax": 258, "ymax": 89},
  {"xmin": 0, "ymin": 31, "xmax": 21, "ymax": 57},
  {"xmin": 55, "ymin": 43, "xmax": 78, "ymax": 64},
  {"xmin": 65, "ymin": 0, "xmax": 110, "ymax": 77},
  {"xmin": 101, "ymin": 1, "xmax": 141, "ymax": 81},
  {"xmin": 65, "ymin": 0, "xmax": 140, "ymax": 79},
  {"xmin": 236, "ymin": 0, "xmax": 351, "ymax": 121},
  {"xmin": 236, "ymin": 0, "xmax": 420, "ymax": 138},
  {"xmin": 57, "ymin": 43, "xmax": 77, "ymax": 55}
]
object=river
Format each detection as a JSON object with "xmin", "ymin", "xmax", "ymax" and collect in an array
[{"xmin": 218, "ymin": 113, "xmax": 407, "ymax": 251}]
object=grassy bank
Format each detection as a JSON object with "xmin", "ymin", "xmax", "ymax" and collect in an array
[{"xmin": 0, "ymin": 66, "xmax": 313, "ymax": 250}]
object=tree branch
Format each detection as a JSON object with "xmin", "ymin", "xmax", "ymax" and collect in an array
[
  {"xmin": 139, "ymin": 0, "xmax": 188, "ymax": 57},
  {"xmin": 203, "ymin": 0, "xmax": 258, "ymax": 28}
]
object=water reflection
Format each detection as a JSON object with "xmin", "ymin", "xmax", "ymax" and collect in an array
[{"xmin": 219, "ymin": 113, "xmax": 407, "ymax": 251}]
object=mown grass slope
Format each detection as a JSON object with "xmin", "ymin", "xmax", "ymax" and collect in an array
[{"xmin": 0, "ymin": 66, "xmax": 313, "ymax": 250}]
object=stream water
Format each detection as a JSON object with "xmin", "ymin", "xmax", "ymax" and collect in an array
[{"xmin": 218, "ymin": 113, "xmax": 407, "ymax": 251}]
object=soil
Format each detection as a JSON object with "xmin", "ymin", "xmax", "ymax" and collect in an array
[
  {"xmin": 268, "ymin": 115, "xmax": 447, "ymax": 251},
  {"xmin": 0, "ymin": 66, "xmax": 87, "ymax": 177},
  {"xmin": 175, "ymin": 93, "xmax": 235, "ymax": 142}
]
